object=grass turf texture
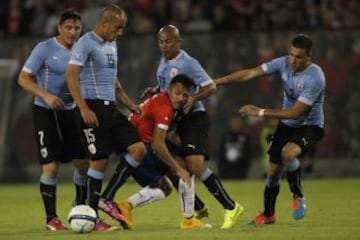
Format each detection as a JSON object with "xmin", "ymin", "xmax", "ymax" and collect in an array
[{"xmin": 0, "ymin": 178, "xmax": 359, "ymax": 240}]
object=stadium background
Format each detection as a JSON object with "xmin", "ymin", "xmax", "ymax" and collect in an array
[{"xmin": 0, "ymin": 0, "xmax": 359, "ymax": 182}]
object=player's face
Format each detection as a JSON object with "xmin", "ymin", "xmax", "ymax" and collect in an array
[
  {"xmin": 168, "ymin": 82, "xmax": 189, "ymax": 110},
  {"xmin": 289, "ymin": 47, "xmax": 311, "ymax": 72},
  {"xmin": 104, "ymin": 14, "xmax": 127, "ymax": 41},
  {"xmin": 158, "ymin": 31, "xmax": 181, "ymax": 60},
  {"xmin": 58, "ymin": 19, "xmax": 82, "ymax": 48}
]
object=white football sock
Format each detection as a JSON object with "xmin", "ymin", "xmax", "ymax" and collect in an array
[
  {"xmin": 127, "ymin": 186, "xmax": 166, "ymax": 208},
  {"xmin": 178, "ymin": 175, "xmax": 195, "ymax": 219}
]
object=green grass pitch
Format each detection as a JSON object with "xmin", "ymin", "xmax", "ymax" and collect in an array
[{"xmin": 0, "ymin": 178, "xmax": 359, "ymax": 240}]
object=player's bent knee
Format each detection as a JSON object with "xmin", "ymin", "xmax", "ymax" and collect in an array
[{"xmin": 149, "ymin": 176, "xmax": 172, "ymax": 196}]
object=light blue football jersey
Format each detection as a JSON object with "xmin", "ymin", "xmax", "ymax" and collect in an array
[
  {"xmin": 69, "ymin": 31, "xmax": 118, "ymax": 101},
  {"xmin": 261, "ymin": 56, "xmax": 325, "ymax": 128},
  {"xmin": 156, "ymin": 50, "xmax": 213, "ymax": 112},
  {"xmin": 22, "ymin": 37, "xmax": 75, "ymax": 109}
]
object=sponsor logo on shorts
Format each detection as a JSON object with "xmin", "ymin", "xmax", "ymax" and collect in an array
[
  {"xmin": 40, "ymin": 147, "xmax": 48, "ymax": 158},
  {"xmin": 187, "ymin": 144, "xmax": 196, "ymax": 150},
  {"xmin": 88, "ymin": 143, "xmax": 97, "ymax": 155}
]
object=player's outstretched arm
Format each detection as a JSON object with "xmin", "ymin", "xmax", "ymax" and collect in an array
[
  {"xmin": 183, "ymin": 82, "xmax": 216, "ymax": 113},
  {"xmin": 239, "ymin": 101, "xmax": 311, "ymax": 119},
  {"xmin": 214, "ymin": 66, "xmax": 265, "ymax": 86}
]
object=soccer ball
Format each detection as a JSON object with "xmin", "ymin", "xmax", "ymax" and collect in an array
[{"xmin": 68, "ymin": 205, "xmax": 97, "ymax": 233}]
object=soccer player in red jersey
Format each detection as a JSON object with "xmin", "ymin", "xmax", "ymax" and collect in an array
[{"xmin": 100, "ymin": 74, "xmax": 211, "ymax": 229}]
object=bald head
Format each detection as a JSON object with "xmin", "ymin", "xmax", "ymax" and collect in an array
[
  {"xmin": 158, "ymin": 25, "xmax": 181, "ymax": 40},
  {"xmin": 94, "ymin": 4, "xmax": 127, "ymax": 41},
  {"xmin": 99, "ymin": 4, "xmax": 126, "ymax": 24}
]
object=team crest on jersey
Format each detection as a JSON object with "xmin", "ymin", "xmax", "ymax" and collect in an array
[
  {"xmin": 40, "ymin": 147, "xmax": 48, "ymax": 159},
  {"xmin": 170, "ymin": 68, "xmax": 178, "ymax": 78},
  {"xmin": 297, "ymin": 82, "xmax": 304, "ymax": 90},
  {"xmin": 282, "ymin": 73, "xmax": 288, "ymax": 81},
  {"xmin": 88, "ymin": 143, "xmax": 97, "ymax": 155}
]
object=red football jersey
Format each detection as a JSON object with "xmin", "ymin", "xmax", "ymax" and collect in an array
[{"xmin": 129, "ymin": 93, "xmax": 173, "ymax": 143}]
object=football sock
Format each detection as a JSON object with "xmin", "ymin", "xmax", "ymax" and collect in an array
[
  {"xmin": 124, "ymin": 153, "xmax": 141, "ymax": 168},
  {"xmin": 40, "ymin": 175, "xmax": 57, "ymax": 222},
  {"xmin": 87, "ymin": 168, "xmax": 104, "ymax": 214},
  {"xmin": 127, "ymin": 186, "xmax": 166, "ymax": 208},
  {"xmin": 201, "ymin": 168, "xmax": 235, "ymax": 210},
  {"xmin": 194, "ymin": 194, "xmax": 205, "ymax": 211},
  {"xmin": 286, "ymin": 164, "xmax": 304, "ymax": 198},
  {"xmin": 74, "ymin": 171, "xmax": 87, "ymax": 204},
  {"xmin": 264, "ymin": 179, "xmax": 280, "ymax": 216},
  {"xmin": 167, "ymin": 171, "xmax": 205, "ymax": 211},
  {"xmin": 101, "ymin": 155, "xmax": 135, "ymax": 201},
  {"xmin": 179, "ymin": 176, "xmax": 195, "ymax": 218}
]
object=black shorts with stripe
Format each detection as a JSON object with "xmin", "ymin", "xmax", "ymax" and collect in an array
[
  {"xmin": 33, "ymin": 105, "xmax": 88, "ymax": 165},
  {"xmin": 77, "ymin": 99, "xmax": 141, "ymax": 161},
  {"xmin": 176, "ymin": 111, "xmax": 209, "ymax": 159},
  {"xmin": 268, "ymin": 122, "xmax": 324, "ymax": 165}
]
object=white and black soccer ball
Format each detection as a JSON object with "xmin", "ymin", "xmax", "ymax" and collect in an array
[{"xmin": 68, "ymin": 204, "xmax": 97, "ymax": 233}]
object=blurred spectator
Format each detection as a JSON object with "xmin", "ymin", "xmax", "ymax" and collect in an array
[
  {"xmin": 319, "ymin": 46, "xmax": 360, "ymax": 98},
  {"xmin": 44, "ymin": 2, "xmax": 64, "ymax": 36},
  {"xmin": 81, "ymin": 0, "xmax": 102, "ymax": 31},
  {"xmin": 2, "ymin": 0, "xmax": 360, "ymax": 37},
  {"xmin": 344, "ymin": 91, "xmax": 360, "ymax": 116},
  {"xmin": 211, "ymin": 3, "xmax": 232, "ymax": 31},
  {"xmin": 132, "ymin": 12, "xmax": 156, "ymax": 33},
  {"xmin": 217, "ymin": 113, "xmax": 252, "ymax": 179},
  {"xmin": 316, "ymin": 103, "xmax": 343, "ymax": 158},
  {"xmin": 29, "ymin": 0, "xmax": 50, "ymax": 37},
  {"xmin": 8, "ymin": 0, "xmax": 21, "ymax": 36},
  {"xmin": 184, "ymin": 3, "xmax": 213, "ymax": 32},
  {"xmin": 153, "ymin": 0, "xmax": 171, "ymax": 29},
  {"xmin": 342, "ymin": 112, "xmax": 360, "ymax": 160}
]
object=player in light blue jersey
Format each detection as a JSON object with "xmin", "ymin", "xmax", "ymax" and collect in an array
[
  {"xmin": 215, "ymin": 34, "xmax": 325, "ymax": 225},
  {"xmin": 66, "ymin": 4, "xmax": 146, "ymax": 231},
  {"xmin": 141, "ymin": 25, "xmax": 244, "ymax": 229},
  {"xmin": 18, "ymin": 9, "xmax": 89, "ymax": 231}
]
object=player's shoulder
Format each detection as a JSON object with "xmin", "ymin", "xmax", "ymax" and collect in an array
[
  {"xmin": 306, "ymin": 63, "xmax": 326, "ymax": 87},
  {"xmin": 34, "ymin": 38, "xmax": 55, "ymax": 49},
  {"xmin": 309, "ymin": 63, "xmax": 323, "ymax": 73},
  {"xmin": 271, "ymin": 56, "xmax": 288, "ymax": 64},
  {"xmin": 152, "ymin": 93, "xmax": 170, "ymax": 104},
  {"xmin": 308, "ymin": 63, "xmax": 325, "ymax": 79},
  {"xmin": 180, "ymin": 50, "xmax": 204, "ymax": 72},
  {"xmin": 30, "ymin": 38, "xmax": 56, "ymax": 56},
  {"xmin": 152, "ymin": 93, "xmax": 171, "ymax": 109},
  {"xmin": 262, "ymin": 56, "xmax": 288, "ymax": 72},
  {"xmin": 76, "ymin": 31, "xmax": 95, "ymax": 45},
  {"xmin": 180, "ymin": 50, "xmax": 198, "ymax": 63}
]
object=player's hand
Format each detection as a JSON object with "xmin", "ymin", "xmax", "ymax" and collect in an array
[
  {"xmin": 239, "ymin": 104, "xmax": 260, "ymax": 117},
  {"xmin": 176, "ymin": 168, "xmax": 192, "ymax": 188},
  {"xmin": 80, "ymin": 107, "xmax": 99, "ymax": 127},
  {"xmin": 130, "ymin": 104, "xmax": 143, "ymax": 117},
  {"xmin": 183, "ymin": 96, "xmax": 194, "ymax": 114},
  {"xmin": 140, "ymin": 86, "xmax": 159, "ymax": 100},
  {"xmin": 44, "ymin": 93, "xmax": 64, "ymax": 110}
]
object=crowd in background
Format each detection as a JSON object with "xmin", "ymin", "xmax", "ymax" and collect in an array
[
  {"xmin": 1, "ymin": 0, "xmax": 360, "ymax": 37},
  {"xmin": 0, "ymin": 0, "xmax": 359, "ymax": 181}
]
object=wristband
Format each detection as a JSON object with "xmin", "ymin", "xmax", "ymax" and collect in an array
[{"xmin": 258, "ymin": 109, "xmax": 265, "ymax": 117}]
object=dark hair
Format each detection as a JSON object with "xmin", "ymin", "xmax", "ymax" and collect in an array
[
  {"xmin": 170, "ymin": 74, "xmax": 195, "ymax": 89},
  {"xmin": 59, "ymin": 9, "xmax": 81, "ymax": 25},
  {"xmin": 292, "ymin": 34, "xmax": 312, "ymax": 55}
]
